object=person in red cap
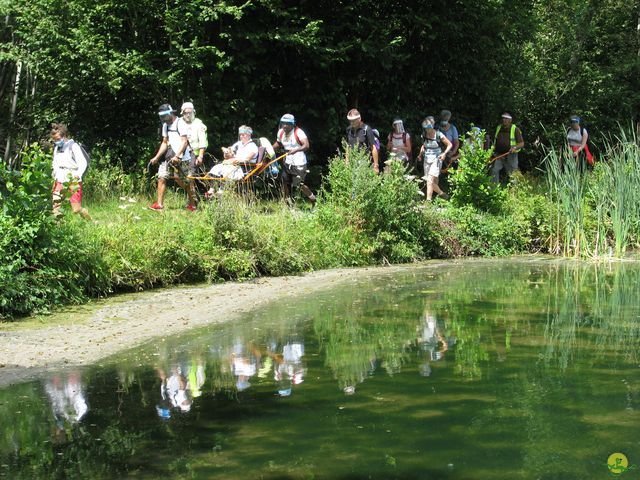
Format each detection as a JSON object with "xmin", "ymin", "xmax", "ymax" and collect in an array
[{"xmin": 345, "ymin": 109, "xmax": 379, "ymax": 173}]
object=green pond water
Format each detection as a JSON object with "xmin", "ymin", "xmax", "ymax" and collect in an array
[{"xmin": 1, "ymin": 259, "xmax": 639, "ymax": 479}]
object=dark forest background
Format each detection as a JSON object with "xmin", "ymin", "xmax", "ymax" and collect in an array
[{"xmin": 1, "ymin": 0, "xmax": 638, "ymax": 170}]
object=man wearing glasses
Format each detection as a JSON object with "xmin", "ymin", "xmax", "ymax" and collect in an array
[{"xmin": 149, "ymin": 103, "xmax": 197, "ymax": 211}]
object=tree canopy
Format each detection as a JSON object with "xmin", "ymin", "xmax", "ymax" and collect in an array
[{"xmin": 0, "ymin": 0, "xmax": 638, "ymax": 167}]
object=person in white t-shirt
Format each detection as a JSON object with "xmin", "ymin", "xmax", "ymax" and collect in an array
[
  {"xmin": 272, "ymin": 114, "xmax": 315, "ymax": 205},
  {"xmin": 179, "ymin": 102, "xmax": 208, "ymax": 173},
  {"xmin": 148, "ymin": 104, "xmax": 197, "ymax": 211},
  {"xmin": 206, "ymin": 125, "xmax": 259, "ymax": 183},
  {"xmin": 50, "ymin": 123, "xmax": 92, "ymax": 220}
]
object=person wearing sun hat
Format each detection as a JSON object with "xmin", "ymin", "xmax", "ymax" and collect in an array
[
  {"xmin": 148, "ymin": 103, "xmax": 197, "ymax": 211},
  {"xmin": 345, "ymin": 108, "xmax": 379, "ymax": 173},
  {"xmin": 491, "ymin": 111, "xmax": 524, "ymax": 183},
  {"xmin": 180, "ymin": 101, "xmax": 208, "ymax": 174}
]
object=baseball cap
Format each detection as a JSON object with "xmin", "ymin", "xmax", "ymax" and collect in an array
[{"xmin": 280, "ymin": 113, "xmax": 295, "ymax": 124}]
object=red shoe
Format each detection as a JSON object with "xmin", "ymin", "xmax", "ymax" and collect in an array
[
  {"xmin": 185, "ymin": 204, "xmax": 197, "ymax": 212},
  {"xmin": 149, "ymin": 202, "xmax": 164, "ymax": 211}
]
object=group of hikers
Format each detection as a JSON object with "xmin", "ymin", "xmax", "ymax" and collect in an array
[{"xmin": 49, "ymin": 103, "xmax": 594, "ymax": 217}]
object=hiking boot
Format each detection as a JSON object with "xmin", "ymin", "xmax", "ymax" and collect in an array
[
  {"xmin": 149, "ymin": 202, "xmax": 164, "ymax": 211},
  {"xmin": 185, "ymin": 204, "xmax": 197, "ymax": 212},
  {"xmin": 438, "ymin": 192, "xmax": 450, "ymax": 200}
]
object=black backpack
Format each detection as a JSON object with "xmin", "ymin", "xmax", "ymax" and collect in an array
[{"xmin": 69, "ymin": 140, "xmax": 91, "ymax": 169}]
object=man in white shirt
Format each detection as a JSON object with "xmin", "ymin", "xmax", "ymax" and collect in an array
[
  {"xmin": 180, "ymin": 102, "xmax": 208, "ymax": 173},
  {"xmin": 50, "ymin": 123, "xmax": 91, "ymax": 220},
  {"xmin": 148, "ymin": 104, "xmax": 197, "ymax": 211},
  {"xmin": 207, "ymin": 125, "xmax": 258, "ymax": 181},
  {"xmin": 273, "ymin": 114, "xmax": 315, "ymax": 205}
]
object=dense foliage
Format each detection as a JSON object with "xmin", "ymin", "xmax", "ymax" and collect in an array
[
  {"xmin": 0, "ymin": 0, "xmax": 638, "ymax": 168},
  {"xmin": 0, "ymin": 143, "xmax": 551, "ymax": 318}
]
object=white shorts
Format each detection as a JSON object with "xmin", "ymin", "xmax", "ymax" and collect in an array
[
  {"xmin": 209, "ymin": 163, "xmax": 245, "ymax": 180},
  {"xmin": 423, "ymin": 156, "xmax": 442, "ymax": 177}
]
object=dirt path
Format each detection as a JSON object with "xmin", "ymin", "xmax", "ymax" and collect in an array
[{"xmin": 0, "ymin": 265, "xmax": 427, "ymax": 386}]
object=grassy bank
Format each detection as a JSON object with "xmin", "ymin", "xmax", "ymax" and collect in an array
[{"xmin": 3, "ymin": 131, "xmax": 638, "ymax": 319}]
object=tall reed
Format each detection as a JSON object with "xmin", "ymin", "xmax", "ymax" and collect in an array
[{"xmin": 545, "ymin": 125, "xmax": 640, "ymax": 258}]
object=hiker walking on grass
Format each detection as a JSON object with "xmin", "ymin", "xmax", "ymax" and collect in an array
[
  {"xmin": 419, "ymin": 121, "xmax": 452, "ymax": 201},
  {"xmin": 491, "ymin": 111, "xmax": 524, "ymax": 183},
  {"xmin": 149, "ymin": 104, "xmax": 197, "ymax": 212},
  {"xmin": 180, "ymin": 102, "xmax": 208, "ymax": 176},
  {"xmin": 567, "ymin": 115, "xmax": 594, "ymax": 169},
  {"xmin": 273, "ymin": 114, "xmax": 316, "ymax": 206},
  {"xmin": 50, "ymin": 123, "xmax": 92, "ymax": 220},
  {"xmin": 438, "ymin": 110, "xmax": 460, "ymax": 168},
  {"xmin": 345, "ymin": 109, "xmax": 380, "ymax": 173},
  {"xmin": 386, "ymin": 118, "xmax": 412, "ymax": 166}
]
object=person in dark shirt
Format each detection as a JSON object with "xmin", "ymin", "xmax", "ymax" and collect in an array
[
  {"xmin": 345, "ymin": 108, "xmax": 379, "ymax": 173},
  {"xmin": 491, "ymin": 111, "xmax": 524, "ymax": 183}
]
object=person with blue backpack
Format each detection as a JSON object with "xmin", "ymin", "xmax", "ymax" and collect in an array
[{"xmin": 273, "ymin": 114, "xmax": 316, "ymax": 206}]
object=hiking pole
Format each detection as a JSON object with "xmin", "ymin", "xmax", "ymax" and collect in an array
[{"xmin": 486, "ymin": 150, "xmax": 511, "ymax": 166}]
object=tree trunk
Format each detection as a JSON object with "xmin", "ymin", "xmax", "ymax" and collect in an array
[{"xmin": 5, "ymin": 60, "xmax": 21, "ymax": 166}]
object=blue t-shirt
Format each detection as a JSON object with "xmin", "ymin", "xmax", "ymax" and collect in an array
[{"xmin": 439, "ymin": 124, "xmax": 459, "ymax": 144}]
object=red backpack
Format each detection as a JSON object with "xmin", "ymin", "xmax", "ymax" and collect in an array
[{"xmin": 278, "ymin": 127, "xmax": 303, "ymax": 146}]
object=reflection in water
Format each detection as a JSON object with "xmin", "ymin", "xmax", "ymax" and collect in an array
[
  {"xmin": 44, "ymin": 372, "xmax": 88, "ymax": 430},
  {"xmin": 156, "ymin": 365, "xmax": 193, "ymax": 417},
  {"xmin": 416, "ymin": 311, "xmax": 450, "ymax": 377},
  {"xmin": 2, "ymin": 261, "xmax": 640, "ymax": 479},
  {"xmin": 271, "ymin": 339, "xmax": 306, "ymax": 397},
  {"xmin": 231, "ymin": 340, "xmax": 262, "ymax": 392}
]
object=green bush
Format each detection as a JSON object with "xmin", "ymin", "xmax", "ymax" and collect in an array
[
  {"xmin": 449, "ymin": 129, "xmax": 507, "ymax": 213},
  {"xmin": 0, "ymin": 146, "xmax": 108, "ymax": 318},
  {"xmin": 319, "ymin": 146, "xmax": 438, "ymax": 262}
]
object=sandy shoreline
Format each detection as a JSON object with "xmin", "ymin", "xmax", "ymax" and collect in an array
[{"xmin": 0, "ymin": 264, "xmax": 430, "ymax": 386}]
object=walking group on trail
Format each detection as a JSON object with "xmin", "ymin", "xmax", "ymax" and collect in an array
[{"xmin": 48, "ymin": 102, "xmax": 595, "ymax": 217}]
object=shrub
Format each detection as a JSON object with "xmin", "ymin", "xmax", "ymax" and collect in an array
[
  {"xmin": 448, "ymin": 128, "xmax": 507, "ymax": 213},
  {"xmin": 0, "ymin": 146, "xmax": 108, "ymax": 318}
]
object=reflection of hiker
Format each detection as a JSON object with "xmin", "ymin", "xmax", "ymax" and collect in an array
[
  {"xmin": 149, "ymin": 103, "xmax": 197, "ymax": 211},
  {"xmin": 44, "ymin": 372, "xmax": 89, "ymax": 430},
  {"xmin": 416, "ymin": 313, "xmax": 449, "ymax": 377},
  {"xmin": 491, "ymin": 111, "xmax": 524, "ymax": 183},
  {"xmin": 345, "ymin": 109, "xmax": 380, "ymax": 173},
  {"xmin": 156, "ymin": 365, "xmax": 193, "ymax": 417},
  {"xmin": 273, "ymin": 114, "xmax": 316, "ymax": 206},
  {"xmin": 50, "ymin": 123, "xmax": 92, "ymax": 220},
  {"xmin": 271, "ymin": 340, "xmax": 306, "ymax": 397},
  {"xmin": 231, "ymin": 340, "xmax": 262, "ymax": 392},
  {"xmin": 567, "ymin": 115, "xmax": 594, "ymax": 169}
]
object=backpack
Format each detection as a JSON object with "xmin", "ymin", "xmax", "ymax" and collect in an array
[
  {"xmin": 346, "ymin": 124, "xmax": 372, "ymax": 148},
  {"xmin": 278, "ymin": 127, "xmax": 303, "ymax": 146},
  {"xmin": 388, "ymin": 132, "xmax": 408, "ymax": 146},
  {"xmin": 68, "ymin": 140, "xmax": 91, "ymax": 169}
]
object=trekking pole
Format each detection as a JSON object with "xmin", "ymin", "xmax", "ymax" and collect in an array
[{"xmin": 486, "ymin": 150, "xmax": 511, "ymax": 165}]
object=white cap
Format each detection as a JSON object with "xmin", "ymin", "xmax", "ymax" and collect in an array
[
  {"xmin": 180, "ymin": 102, "xmax": 195, "ymax": 113},
  {"xmin": 501, "ymin": 113, "xmax": 512, "ymax": 119}
]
